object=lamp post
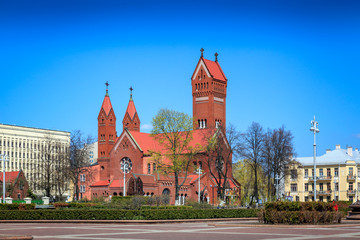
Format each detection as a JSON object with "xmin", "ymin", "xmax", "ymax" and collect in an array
[
  {"xmin": 310, "ymin": 116, "xmax": 320, "ymax": 201},
  {"xmin": 0, "ymin": 154, "xmax": 9, "ymax": 203},
  {"xmin": 120, "ymin": 158, "xmax": 132, "ymax": 197},
  {"xmin": 197, "ymin": 166, "xmax": 202, "ymax": 203},
  {"xmin": 275, "ymin": 173, "xmax": 280, "ymax": 200}
]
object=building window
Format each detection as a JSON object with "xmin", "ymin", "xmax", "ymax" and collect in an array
[
  {"xmin": 335, "ymin": 168, "xmax": 338, "ymax": 177},
  {"xmin": 349, "ymin": 182, "xmax": 353, "ymax": 191},
  {"xmin": 304, "ymin": 169, "xmax": 308, "ymax": 178},
  {"xmin": 312, "ymin": 169, "xmax": 314, "ymax": 177},
  {"xmin": 290, "ymin": 184, "xmax": 297, "ymax": 192},
  {"xmin": 305, "ymin": 183, "xmax": 308, "ymax": 192},
  {"xmin": 148, "ymin": 163, "xmax": 151, "ymax": 174},
  {"xmin": 80, "ymin": 174, "xmax": 86, "ymax": 182},
  {"xmin": 319, "ymin": 183, "xmax": 323, "ymax": 191},
  {"xmin": 349, "ymin": 167, "xmax": 354, "ymax": 176},
  {"xmin": 327, "ymin": 182, "xmax": 331, "ymax": 191},
  {"xmin": 80, "ymin": 185, "xmax": 85, "ymax": 193},
  {"xmin": 327, "ymin": 168, "xmax": 331, "ymax": 176},
  {"xmin": 153, "ymin": 163, "xmax": 156, "ymax": 173},
  {"xmin": 319, "ymin": 169, "xmax": 323, "ymax": 177}
]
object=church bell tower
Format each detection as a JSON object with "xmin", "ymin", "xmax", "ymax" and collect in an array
[{"xmin": 191, "ymin": 49, "xmax": 227, "ymax": 130}]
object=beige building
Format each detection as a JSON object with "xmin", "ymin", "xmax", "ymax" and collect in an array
[
  {"xmin": 285, "ymin": 145, "xmax": 360, "ymax": 202},
  {"xmin": 0, "ymin": 123, "xmax": 70, "ymax": 198}
]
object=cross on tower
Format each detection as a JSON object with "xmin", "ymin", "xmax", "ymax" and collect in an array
[
  {"xmin": 200, "ymin": 48, "xmax": 204, "ymax": 57},
  {"xmin": 105, "ymin": 81, "xmax": 110, "ymax": 95},
  {"xmin": 130, "ymin": 86, "xmax": 133, "ymax": 100},
  {"xmin": 215, "ymin": 52, "xmax": 218, "ymax": 62}
]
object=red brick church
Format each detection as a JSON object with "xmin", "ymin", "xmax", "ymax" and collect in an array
[{"xmin": 81, "ymin": 50, "xmax": 241, "ymax": 205}]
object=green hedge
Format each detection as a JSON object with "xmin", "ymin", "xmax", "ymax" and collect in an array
[
  {"xmin": 141, "ymin": 205, "xmax": 192, "ymax": 210},
  {"xmin": 0, "ymin": 208, "xmax": 258, "ymax": 220},
  {"xmin": 259, "ymin": 209, "xmax": 342, "ymax": 224},
  {"xmin": 0, "ymin": 203, "xmax": 35, "ymax": 210}
]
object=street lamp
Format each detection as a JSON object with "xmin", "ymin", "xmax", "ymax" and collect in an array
[
  {"xmin": 120, "ymin": 157, "xmax": 132, "ymax": 196},
  {"xmin": 275, "ymin": 173, "xmax": 280, "ymax": 200},
  {"xmin": 310, "ymin": 116, "xmax": 319, "ymax": 201},
  {"xmin": 196, "ymin": 166, "xmax": 202, "ymax": 203},
  {"xmin": 0, "ymin": 154, "xmax": 9, "ymax": 203}
]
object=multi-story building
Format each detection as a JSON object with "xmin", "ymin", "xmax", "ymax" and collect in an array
[
  {"xmin": 285, "ymin": 144, "xmax": 360, "ymax": 202},
  {"xmin": 87, "ymin": 142, "xmax": 98, "ymax": 165},
  {"xmin": 0, "ymin": 124, "xmax": 70, "ymax": 198}
]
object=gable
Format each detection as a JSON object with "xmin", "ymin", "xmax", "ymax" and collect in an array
[
  {"xmin": 191, "ymin": 58, "xmax": 212, "ymax": 81},
  {"xmin": 111, "ymin": 129, "xmax": 142, "ymax": 155}
]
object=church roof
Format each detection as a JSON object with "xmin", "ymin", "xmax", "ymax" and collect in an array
[
  {"xmin": 0, "ymin": 171, "xmax": 20, "ymax": 183},
  {"xmin": 125, "ymin": 99, "xmax": 137, "ymax": 120},
  {"xmin": 100, "ymin": 95, "xmax": 113, "ymax": 116},
  {"xmin": 128, "ymin": 129, "xmax": 209, "ymax": 155},
  {"xmin": 90, "ymin": 180, "xmax": 110, "ymax": 187},
  {"xmin": 109, "ymin": 179, "xmax": 123, "ymax": 188},
  {"xmin": 202, "ymin": 58, "xmax": 227, "ymax": 81}
]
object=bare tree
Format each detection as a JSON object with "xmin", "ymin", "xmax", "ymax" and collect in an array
[
  {"xmin": 204, "ymin": 123, "xmax": 240, "ymax": 202},
  {"xmin": 67, "ymin": 130, "xmax": 94, "ymax": 201},
  {"xmin": 35, "ymin": 135, "xmax": 67, "ymax": 198},
  {"xmin": 239, "ymin": 122, "xmax": 264, "ymax": 205}
]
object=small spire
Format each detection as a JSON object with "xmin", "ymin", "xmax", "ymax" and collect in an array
[
  {"xmin": 200, "ymin": 48, "xmax": 204, "ymax": 57},
  {"xmin": 215, "ymin": 52, "xmax": 218, "ymax": 62},
  {"xmin": 129, "ymin": 86, "xmax": 133, "ymax": 100},
  {"xmin": 105, "ymin": 81, "xmax": 109, "ymax": 96}
]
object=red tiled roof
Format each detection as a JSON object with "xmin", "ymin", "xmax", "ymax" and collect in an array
[
  {"xmin": 101, "ymin": 95, "xmax": 113, "ymax": 116},
  {"xmin": 128, "ymin": 129, "xmax": 209, "ymax": 155},
  {"xmin": 0, "ymin": 171, "xmax": 19, "ymax": 183},
  {"xmin": 133, "ymin": 174, "xmax": 156, "ymax": 184},
  {"xmin": 187, "ymin": 174, "xmax": 200, "ymax": 184},
  {"xmin": 125, "ymin": 99, "xmax": 137, "ymax": 119},
  {"xmin": 203, "ymin": 58, "xmax": 227, "ymax": 81},
  {"xmin": 109, "ymin": 179, "xmax": 123, "ymax": 188},
  {"xmin": 90, "ymin": 180, "xmax": 109, "ymax": 187}
]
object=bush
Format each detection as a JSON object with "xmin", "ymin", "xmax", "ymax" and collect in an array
[
  {"xmin": 0, "ymin": 208, "xmax": 258, "ymax": 220},
  {"xmin": 0, "ymin": 203, "xmax": 35, "ymax": 210}
]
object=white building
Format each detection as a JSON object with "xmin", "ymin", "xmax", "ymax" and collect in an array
[
  {"xmin": 87, "ymin": 141, "xmax": 98, "ymax": 165},
  {"xmin": 0, "ymin": 123, "xmax": 70, "ymax": 198}
]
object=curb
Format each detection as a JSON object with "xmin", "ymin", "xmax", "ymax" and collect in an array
[{"xmin": 0, "ymin": 235, "xmax": 32, "ymax": 240}]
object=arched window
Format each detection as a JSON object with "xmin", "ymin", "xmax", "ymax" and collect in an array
[{"xmin": 148, "ymin": 163, "xmax": 151, "ymax": 174}]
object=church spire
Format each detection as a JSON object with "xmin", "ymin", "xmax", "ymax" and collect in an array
[{"xmin": 123, "ymin": 86, "xmax": 140, "ymax": 132}]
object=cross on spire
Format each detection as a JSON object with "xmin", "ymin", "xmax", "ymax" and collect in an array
[
  {"xmin": 215, "ymin": 52, "xmax": 218, "ymax": 62},
  {"xmin": 105, "ymin": 81, "xmax": 110, "ymax": 96},
  {"xmin": 130, "ymin": 86, "xmax": 133, "ymax": 100},
  {"xmin": 200, "ymin": 48, "xmax": 204, "ymax": 57}
]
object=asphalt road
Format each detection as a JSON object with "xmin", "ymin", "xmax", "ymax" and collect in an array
[{"xmin": 1, "ymin": 221, "xmax": 360, "ymax": 240}]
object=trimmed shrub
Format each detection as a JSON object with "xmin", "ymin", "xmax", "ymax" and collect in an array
[
  {"xmin": 0, "ymin": 208, "xmax": 258, "ymax": 220},
  {"xmin": 0, "ymin": 203, "xmax": 35, "ymax": 210}
]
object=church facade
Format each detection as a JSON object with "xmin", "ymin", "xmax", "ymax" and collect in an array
[{"xmin": 80, "ymin": 50, "xmax": 241, "ymax": 205}]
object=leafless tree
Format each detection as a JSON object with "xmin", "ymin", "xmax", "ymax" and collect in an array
[
  {"xmin": 239, "ymin": 122, "xmax": 264, "ymax": 205},
  {"xmin": 204, "ymin": 123, "xmax": 241, "ymax": 201},
  {"xmin": 264, "ymin": 126, "xmax": 295, "ymax": 200},
  {"xmin": 67, "ymin": 130, "xmax": 94, "ymax": 201},
  {"xmin": 34, "ymin": 135, "xmax": 67, "ymax": 198}
]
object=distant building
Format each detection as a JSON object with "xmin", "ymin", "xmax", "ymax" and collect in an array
[
  {"xmin": 285, "ymin": 145, "xmax": 360, "ymax": 202},
  {"xmin": 87, "ymin": 142, "xmax": 98, "ymax": 165},
  {"xmin": 0, "ymin": 123, "xmax": 70, "ymax": 198},
  {"xmin": 0, "ymin": 170, "xmax": 29, "ymax": 200}
]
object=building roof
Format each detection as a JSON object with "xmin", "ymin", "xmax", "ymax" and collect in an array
[
  {"xmin": 0, "ymin": 171, "xmax": 20, "ymax": 183},
  {"xmin": 202, "ymin": 58, "xmax": 227, "ymax": 81},
  {"xmin": 109, "ymin": 179, "xmax": 123, "ymax": 188},
  {"xmin": 127, "ymin": 129, "xmax": 210, "ymax": 155},
  {"xmin": 132, "ymin": 174, "xmax": 156, "ymax": 184},
  {"xmin": 90, "ymin": 180, "xmax": 110, "ymax": 187},
  {"xmin": 125, "ymin": 99, "xmax": 137, "ymax": 120},
  {"xmin": 100, "ymin": 95, "xmax": 113, "ymax": 116},
  {"xmin": 295, "ymin": 145, "xmax": 360, "ymax": 166}
]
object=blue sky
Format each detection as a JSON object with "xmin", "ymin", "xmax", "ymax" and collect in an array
[{"xmin": 1, "ymin": 0, "xmax": 360, "ymax": 158}]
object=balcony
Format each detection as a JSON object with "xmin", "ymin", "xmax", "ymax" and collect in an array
[
  {"xmin": 347, "ymin": 189, "xmax": 356, "ymax": 195},
  {"xmin": 347, "ymin": 175, "xmax": 356, "ymax": 181},
  {"xmin": 318, "ymin": 190, "xmax": 332, "ymax": 196},
  {"xmin": 308, "ymin": 190, "xmax": 332, "ymax": 196},
  {"xmin": 308, "ymin": 175, "xmax": 332, "ymax": 181}
]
